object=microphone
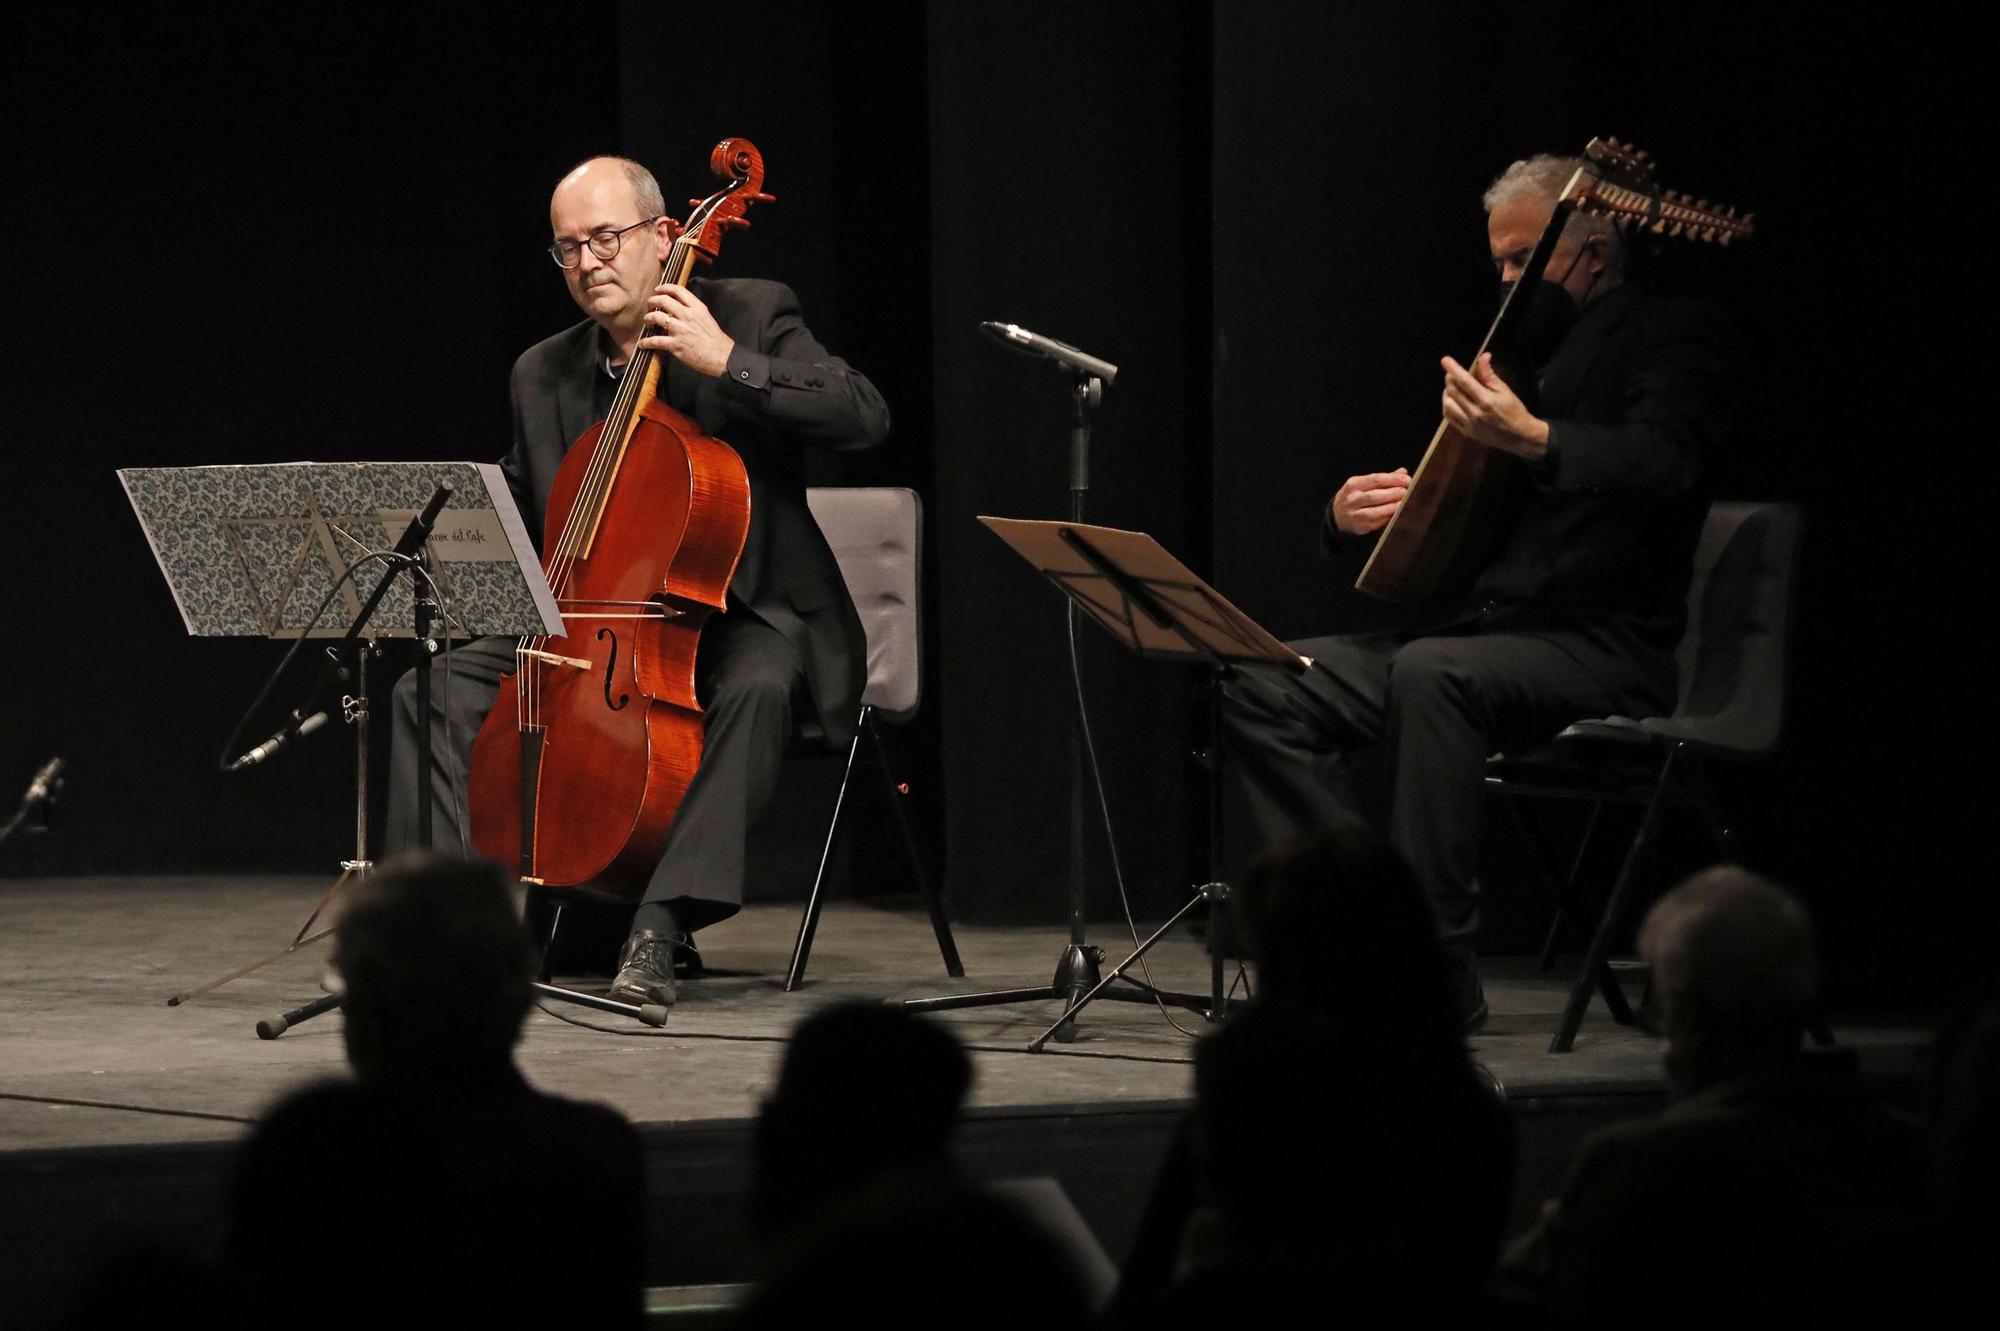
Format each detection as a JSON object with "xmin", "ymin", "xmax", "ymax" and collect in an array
[
  {"xmin": 25, "ymin": 757, "xmax": 63, "ymax": 808},
  {"xmin": 979, "ymin": 322, "xmax": 1119, "ymax": 384},
  {"xmin": 392, "ymin": 482, "xmax": 454, "ymax": 562},
  {"xmin": 229, "ymin": 711, "xmax": 330, "ymax": 772}
]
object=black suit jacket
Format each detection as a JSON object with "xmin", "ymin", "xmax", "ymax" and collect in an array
[
  {"xmin": 226, "ymin": 1071, "xmax": 645, "ymax": 1328},
  {"xmin": 1541, "ymin": 1054, "xmax": 1927, "ymax": 1326},
  {"xmin": 1331, "ymin": 284, "xmax": 1730, "ymax": 700},
  {"xmin": 501, "ymin": 277, "xmax": 889, "ymax": 739}
]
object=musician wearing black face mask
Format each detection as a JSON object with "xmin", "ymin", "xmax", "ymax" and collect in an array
[{"xmin": 1220, "ymin": 154, "xmax": 1732, "ymax": 1031}]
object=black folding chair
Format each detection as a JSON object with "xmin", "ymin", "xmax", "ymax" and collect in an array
[{"xmin": 1486, "ymin": 502, "xmax": 1805, "ymax": 1052}]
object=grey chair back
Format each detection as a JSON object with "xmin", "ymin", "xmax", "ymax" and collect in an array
[
  {"xmin": 805, "ymin": 487, "xmax": 923, "ymax": 724},
  {"xmin": 1570, "ymin": 501, "xmax": 1803, "ymax": 758}
]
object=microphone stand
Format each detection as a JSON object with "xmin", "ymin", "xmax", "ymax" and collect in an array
[
  {"xmin": 257, "ymin": 981, "xmax": 670, "ymax": 1039},
  {"xmin": 905, "ymin": 346, "xmax": 1217, "ymax": 1042},
  {"xmin": 248, "ymin": 527, "xmax": 443, "ymax": 1032},
  {"xmin": 170, "ymin": 485, "xmax": 457, "ymax": 1008}
]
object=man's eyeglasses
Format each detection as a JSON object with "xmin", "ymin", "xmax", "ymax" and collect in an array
[{"xmin": 547, "ymin": 217, "xmax": 660, "ymax": 270}]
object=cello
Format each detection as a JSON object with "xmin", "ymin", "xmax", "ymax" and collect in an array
[
  {"xmin": 1355, "ymin": 138, "xmax": 1755, "ymax": 603},
  {"xmin": 466, "ymin": 139, "xmax": 773, "ymax": 898}
]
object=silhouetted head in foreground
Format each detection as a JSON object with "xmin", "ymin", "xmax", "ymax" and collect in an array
[
  {"xmin": 1237, "ymin": 822, "xmax": 1462, "ymax": 1052},
  {"xmin": 334, "ymin": 851, "xmax": 535, "ymax": 1084},
  {"xmin": 230, "ymin": 853, "xmax": 643, "ymax": 1330},
  {"xmin": 1639, "ymin": 865, "xmax": 1818, "ymax": 1096},
  {"xmin": 750, "ymin": 1002, "xmax": 972, "ymax": 1242},
  {"xmin": 741, "ymin": 1005, "xmax": 1089, "ymax": 1325},
  {"xmin": 1187, "ymin": 828, "xmax": 1513, "ymax": 1295}
]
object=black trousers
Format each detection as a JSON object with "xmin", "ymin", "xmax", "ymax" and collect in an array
[
  {"xmin": 1219, "ymin": 628, "xmax": 1669, "ymax": 947},
  {"xmin": 384, "ymin": 609, "xmax": 803, "ymax": 932}
]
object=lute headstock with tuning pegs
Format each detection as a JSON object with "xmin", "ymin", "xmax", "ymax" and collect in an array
[{"xmin": 1567, "ymin": 136, "xmax": 1756, "ymax": 246}]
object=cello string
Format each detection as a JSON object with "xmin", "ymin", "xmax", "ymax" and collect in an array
[
  {"xmin": 564, "ymin": 186, "xmax": 723, "ymax": 564},
  {"xmin": 520, "ymin": 187, "xmax": 723, "ymax": 735},
  {"xmin": 547, "ymin": 206, "xmax": 707, "ymax": 590},
  {"xmin": 547, "ymin": 185, "xmax": 725, "ymax": 595},
  {"xmin": 499, "ymin": 175, "xmax": 748, "ymax": 889},
  {"xmin": 531, "ymin": 229, "xmax": 688, "ymax": 727},
  {"xmin": 527, "ymin": 235, "xmax": 685, "ymax": 734},
  {"xmin": 559, "ymin": 226, "xmax": 691, "ymax": 578},
  {"xmin": 549, "ymin": 180, "xmax": 729, "ymax": 597}
]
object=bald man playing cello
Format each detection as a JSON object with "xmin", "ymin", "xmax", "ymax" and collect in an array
[{"xmin": 386, "ymin": 156, "xmax": 888, "ymax": 1015}]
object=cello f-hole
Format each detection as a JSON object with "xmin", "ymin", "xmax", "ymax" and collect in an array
[{"xmin": 597, "ymin": 628, "xmax": 630, "ymax": 712}]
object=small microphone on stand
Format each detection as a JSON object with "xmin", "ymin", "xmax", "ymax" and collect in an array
[
  {"xmin": 25, "ymin": 757, "xmax": 63, "ymax": 810},
  {"xmin": 979, "ymin": 322, "xmax": 1119, "ymax": 384},
  {"xmin": 2, "ymin": 757, "xmax": 65, "ymax": 849},
  {"xmin": 228, "ymin": 711, "xmax": 330, "ymax": 772}
]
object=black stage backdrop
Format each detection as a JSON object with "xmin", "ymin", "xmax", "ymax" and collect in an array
[
  {"xmin": 1, "ymin": 6, "xmax": 617, "ymax": 875},
  {"xmin": 1, "ymin": 4, "xmax": 1982, "ymax": 1012}
]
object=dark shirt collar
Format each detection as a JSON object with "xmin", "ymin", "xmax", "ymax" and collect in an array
[{"xmin": 594, "ymin": 328, "xmax": 628, "ymax": 381}]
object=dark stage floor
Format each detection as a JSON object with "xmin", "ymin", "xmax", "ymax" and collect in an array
[{"xmin": 0, "ymin": 874, "xmax": 1932, "ymax": 1318}]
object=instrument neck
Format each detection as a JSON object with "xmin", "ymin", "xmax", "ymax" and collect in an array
[
  {"xmin": 1482, "ymin": 197, "xmax": 1574, "ymax": 365},
  {"xmin": 602, "ymin": 232, "xmax": 702, "ymax": 439}
]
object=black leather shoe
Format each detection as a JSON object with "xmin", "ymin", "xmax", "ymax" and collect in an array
[{"xmin": 608, "ymin": 928, "xmax": 683, "ymax": 1008}]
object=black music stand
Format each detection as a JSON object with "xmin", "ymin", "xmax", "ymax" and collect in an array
[
  {"xmin": 121, "ymin": 461, "xmax": 667, "ymax": 1032},
  {"xmin": 901, "ymin": 519, "xmax": 1307, "ymax": 1049},
  {"xmin": 123, "ymin": 461, "xmax": 552, "ymax": 1002}
]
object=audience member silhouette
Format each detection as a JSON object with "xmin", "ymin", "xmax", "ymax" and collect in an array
[
  {"xmin": 1116, "ymin": 827, "xmax": 1514, "ymax": 1323},
  {"xmin": 224, "ymin": 852, "xmax": 645, "ymax": 1329},
  {"xmin": 738, "ymin": 1002, "xmax": 1090, "ymax": 1326},
  {"xmin": 1522, "ymin": 866, "xmax": 1926, "ymax": 1326}
]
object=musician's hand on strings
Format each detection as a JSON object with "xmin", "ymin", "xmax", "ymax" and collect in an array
[
  {"xmin": 641, "ymin": 283, "xmax": 736, "ymax": 377},
  {"xmin": 1441, "ymin": 353, "xmax": 1550, "ymax": 460},
  {"xmin": 1331, "ymin": 468, "xmax": 1410, "ymax": 536}
]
